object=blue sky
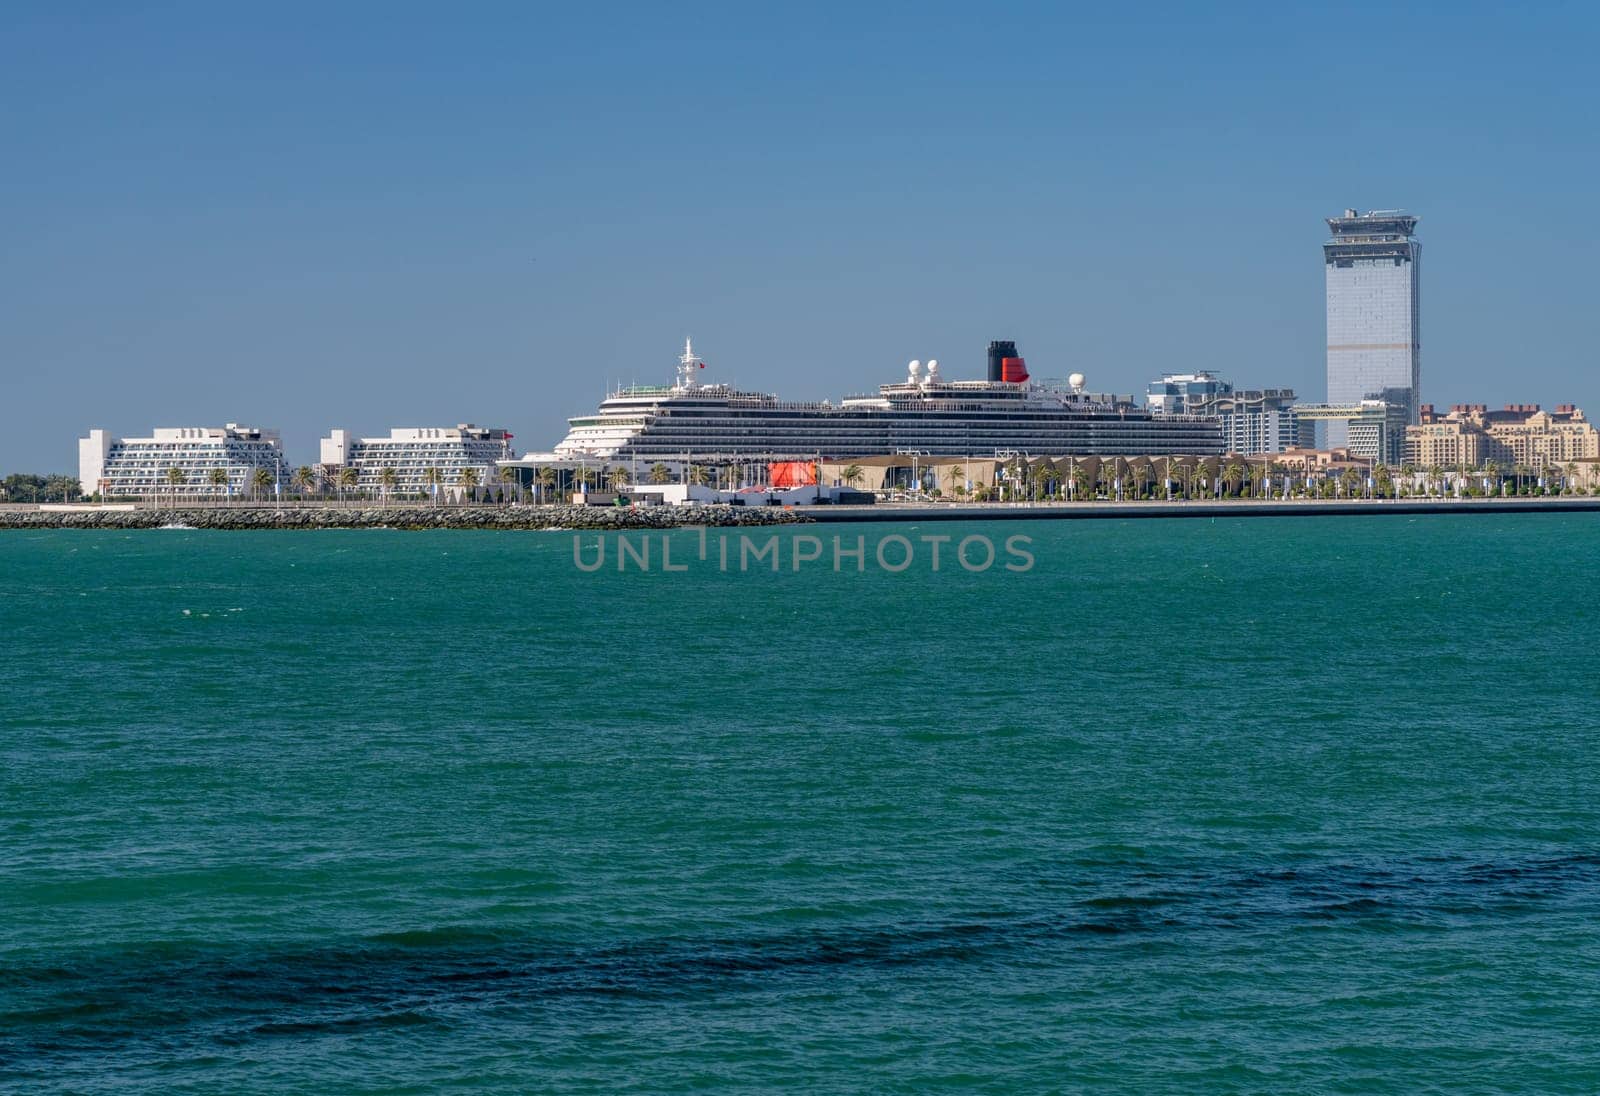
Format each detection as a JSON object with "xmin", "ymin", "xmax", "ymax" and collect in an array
[{"xmin": 3, "ymin": 1, "xmax": 1597, "ymax": 469}]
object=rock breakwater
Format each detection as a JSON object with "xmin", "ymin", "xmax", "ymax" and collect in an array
[{"xmin": 0, "ymin": 504, "xmax": 811, "ymax": 531}]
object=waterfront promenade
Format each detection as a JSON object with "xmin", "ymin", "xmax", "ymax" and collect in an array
[{"xmin": 811, "ymin": 496, "xmax": 1600, "ymax": 522}]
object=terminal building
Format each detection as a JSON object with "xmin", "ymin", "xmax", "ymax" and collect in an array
[
  {"xmin": 1145, "ymin": 373, "xmax": 1310, "ymax": 455},
  {"xmin": 1407, "ymin": 404, "xmax": 1599, "ymax": 469},
  {"xmin": 319, "ymin": 425, "xmax": 514, "ymax": 499},
  {"xmin": 78, "ymin": 424, "xmax": 286, "ymax": 500}
]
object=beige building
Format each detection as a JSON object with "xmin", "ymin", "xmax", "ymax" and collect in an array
[{"xmin": 1407, "ymin": 404, "xmax": 1599, "ymax": 469}]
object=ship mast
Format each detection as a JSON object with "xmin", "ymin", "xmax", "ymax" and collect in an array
[{"xmin": 675, "ymin": 338, "xmax": 704, "ymax": 390}]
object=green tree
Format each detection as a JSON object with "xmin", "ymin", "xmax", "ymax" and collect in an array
[
  {"xmin": 1374, "ymin": 464, "xmax": 1394, "ymax": 499},
  {"xmin": 536, "ymin": 466, "xmax": 558, "ymax": 503},
  {"xmin": 842, "ymin": 464, "xmax": 865, "ymax": 488},
  {"xmin": 380, "ymin": 466, "xmax": 399, "ymax": 504},
  {"xmin": 164, "ymin": 466, "xmax": 187, "ymax": 504},
  {"xmin": 457, "ymin": 466, "xmax": 482, "ymax": 503},
  {"xmin": 945, "ymin": 464, "xmax": 965, "ymax": 499},
  {"xmin": 1222, "ymin": 461, "xmax": 1245, "ymax": 498},
  {"xmin": 1070, "ymin": 462, "xmax": 1091, "ymax": 502},
  {"xmin": 499, "ymin": 465, "xmax": 520, "ymax": 504},
  {"xmin": 423, "ymin": 466, "xmax": 444, "ymax": 503},
  {"xmin": 648, "ymin": 462, "xmax": 672, "ymax": 485},
  {"xmin": 291, "ymin": 465, "xmax": 316, "ymax": 498},
  {"xmin": 251, "ymin": 466, "xmax": 274, "ymax": 502},
  {"xmin": 207, "ymin": 467, "xmax": 229, "ymax": 503},
  {"xmin": 1247, "ymin": 462, "xmax": 1266, "ymax": 499}
]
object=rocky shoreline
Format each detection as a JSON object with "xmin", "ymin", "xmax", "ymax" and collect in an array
[{"xmin": 0, "ymin": 503, "xmax": 811, "ymax": 531}]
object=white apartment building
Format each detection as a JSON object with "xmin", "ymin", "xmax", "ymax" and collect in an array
[
  {"xmin": 1146, "ymin": 373, "xmax": 1310, "ymax": 455},
  {"xmin": 79, "ymin": 425, "xmax": 286, "ymax": 500},
  {"xmin": 319, "ymin": 425, "xmax": 514, "ymax": 499}
]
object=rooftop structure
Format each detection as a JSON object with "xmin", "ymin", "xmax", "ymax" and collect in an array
[
  {"xmin": 1325, "ymin": 208, "xmax": 1421, "ymax": 445},
  {"xmin": 78, "ymin": 424, "xmax": 286, "ymax": 500},
  {"xmin": 1292, "ymin": 389, "xmax": 1412, "ymax": 465}
]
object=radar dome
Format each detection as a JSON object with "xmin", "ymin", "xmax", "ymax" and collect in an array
[
  {"xmin": 1069, "ymin": 372, "xmax": 1086, "ymax": 391},
  {"xmin": 908, "ymin": 359, "xmax": 922, "ymax": 377}
]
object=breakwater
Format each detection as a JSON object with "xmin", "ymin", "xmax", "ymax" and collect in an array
[{"xmin": 0, "ymin": 503, "xmax": 810, "ymax": 531}]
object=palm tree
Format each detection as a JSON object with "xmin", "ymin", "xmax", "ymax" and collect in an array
[
  {"xmin": 1030, "ymin": 461, "xmax": 1053, "ymax": 501},
  {"xmin": 842, "ymin": 464, "xmax": 865, "ymax": 488},
  {"xmin": 251, "ymin": 466, "xmax": 274, "ymax": 503},
  {"xmin": 1222, "ymin": 461, "xmax": 1245, "ymax": 498},
  {"xmin": 164, "ymin": 466, "xmax": 187, "ymax": 505},
  {"xmin": 536, "ymin": 466, "xmax": 558, "ymax": 503},
  {"xmin": 945, "ymin": 464, "xmax": 965, "ymax": 499},
  {"xmin": 1374, "ymin": 464, "xmax": 1394, "ymax": 499},
  {"xmin": 499, "ymin": 465, "xmax": 520, "ymax": 504},
  {"xmin": 292, "ymin": 465, "xmax": 315, "ymax": 499},
  {"xmin": 208, "ymin": 467, "xmax": 229, "ymax": 504},
  {"xmin": 688, "ymin": 464, "xmax": 711, "ymax": 487},
  {"xmin": 605, "ymin": 466, "xmax": 629, "ymax": 496},
  {"xmin": 1247, "ymin": 462, "xmax": 1266, "ymax": 499},
  {"xmin": 1002, "ymin": 457, "xmax": 1026, "ymax": 502},
  {"xmin": 1124, "ymin": 459, "xmax": 1149, "ymax": 500},
  {"xmin": 457, "ymin": 466, "xmax": 482, "ymax": 504},
  {"xmin": 1338, "ymin": 467, "xmax": 1361, "ymax": 498},
  {"xmin": 1186, "ymin": 461, "xmax": 1207, "ymax": 501},
  {"xmin": 337, "ymin": 465, "xmax": 358, "ymax": 504},
  {"xmin": 422, "ymin": 466, "xmax": 444, "ymax": 504},
  {"xmin": 380, "ymin": 466, "xmax": 399, "ymax": 505},
  {"xmin": 1070, "ymin": 462, "xmax": 1091, "ymax": 502},
  {"xmin": 648, "ymin": 462, "xmax": 672, "ymax": 485}
]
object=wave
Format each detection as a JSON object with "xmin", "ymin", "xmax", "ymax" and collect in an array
[{"xmin": 3, "ymin": 851, "xmax": 1597, "ymax": 1061}]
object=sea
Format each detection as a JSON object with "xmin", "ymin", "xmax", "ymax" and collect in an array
[{"xmin": 3, "ymin": 515, "xmax": 1598, "ymax": 1094}]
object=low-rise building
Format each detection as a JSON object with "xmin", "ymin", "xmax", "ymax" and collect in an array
[
  {"xmin": 79, "ymin": 425, "xmax": 286, "ymax": 500},
  {"xmin": 319, "ymin": 425, "xmax": 514, "ymax": 499},
  {"xmin": 1146, "ymin": 372, "xmax": 1309, "ymax": 455},
  {"xmin": 1407, "ymin": 403, "xmax": 1599, "ymax": 469}
]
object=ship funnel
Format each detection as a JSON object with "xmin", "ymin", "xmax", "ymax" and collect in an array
[
  {"xmin": 988, "ymin": 339, "xmax": 1028, "ymax": 384},
  {"xmin": 987, "ymin": 340, "xmax": 1016, "ymax": 383}
]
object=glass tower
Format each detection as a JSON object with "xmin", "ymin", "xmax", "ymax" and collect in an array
[{"xmin": 1324, "ymin": 209, "xmax": 1420, "ymax": 447}]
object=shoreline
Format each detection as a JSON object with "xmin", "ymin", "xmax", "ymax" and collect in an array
[
  {"xmin": 0, "ymin": 503, "xmax": 810, "ymax": 531},
  {"xmin": 809, "ymin": 497, "xmax": 1600, "ymax": 522},
  {"xmin": 3, "ymin": 496, "xmax": 1599, "ymax": 530}
]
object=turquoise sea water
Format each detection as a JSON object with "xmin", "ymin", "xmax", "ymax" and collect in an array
[{"xmin": 3, "ymin": 516, "xmax": 1599, "ymax": 1094}]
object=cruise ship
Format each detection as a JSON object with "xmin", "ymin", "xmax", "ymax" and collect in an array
[{"xmin": 551, "ymin": 340, "xmax": 1221, "ymax": 461}]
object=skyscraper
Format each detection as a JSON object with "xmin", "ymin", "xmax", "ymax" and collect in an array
[{"xmin": 1324, "ymin": 209, "xmax": 1421, "ymax": 447}]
